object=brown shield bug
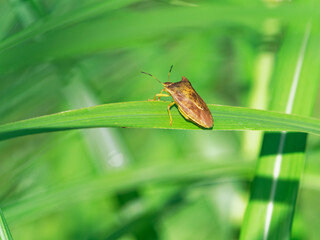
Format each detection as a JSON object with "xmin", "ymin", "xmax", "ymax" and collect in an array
[{"xmin": 141, "ymin": 65, "xmax": 213, "ymax": 128}]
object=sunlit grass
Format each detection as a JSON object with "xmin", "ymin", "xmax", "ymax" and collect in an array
[{"xmin": 1, "ymin": 0, "xmax": 320, "ymax": 240}]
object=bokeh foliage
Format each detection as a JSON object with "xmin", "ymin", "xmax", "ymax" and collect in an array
[{"xmin": 1, "ymin": 0, "xmax": 320, "ymax": 239}]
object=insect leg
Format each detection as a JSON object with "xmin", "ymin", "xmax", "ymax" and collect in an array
[
  {"xmin": 167, "ymin": 102, "xmax": 176, "ymax": 125},
  {"xmin": 153, "ymin": 89, "xmax": 170, "ymax": 101},
  {"xmin": 154, "ymin": 93, "xmax": 170, "ymax": 101}
]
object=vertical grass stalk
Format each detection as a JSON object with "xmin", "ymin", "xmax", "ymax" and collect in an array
[
  {"xmin": 241, "ymin": 18, "xmax": 320, "ymax": 239},
  {"xmin": 0, "ymin": 208, "xmax": 13, "ymax": 240}
]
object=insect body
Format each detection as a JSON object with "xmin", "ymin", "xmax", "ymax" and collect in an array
[{"xmin": 141, "ymin": 66, "xmax": 213, "ymax": 128}]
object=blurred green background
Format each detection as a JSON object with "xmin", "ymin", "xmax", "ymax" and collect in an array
[{"xmin": 1, "ymin": 0, "xmax": 320, "ymax": 239}]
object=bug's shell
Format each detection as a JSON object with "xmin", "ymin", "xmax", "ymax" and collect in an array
[{"xmin": 163, "ymin": 76, "xmax": 213, "ymax": 128}]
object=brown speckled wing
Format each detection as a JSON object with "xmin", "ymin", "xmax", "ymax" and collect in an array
[{"xmin": 165, "ymin": 77, "xmax": 213, "ymax": 128}]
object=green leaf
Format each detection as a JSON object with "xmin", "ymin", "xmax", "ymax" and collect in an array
[
  {"xmin": 0, "ymin": 209, "xmax": 13, "ymax": 240},
  {"xmin": 1, "ymin": 4, "xmax": 320, "ymax": 74},
  {"xmin": 0, "ymin": 101, "xmax": 320, "ymax": 141},
  {"xmin": 0, "ymin": 0, "xmax": 138, "ymax": 51},
  {"xmin": 240, "ymin": 17, "xmax": 320, "ymax": 240},
  {"xmin": 3, "ymin": 161, "xmax": 253, "ymax": 223}
]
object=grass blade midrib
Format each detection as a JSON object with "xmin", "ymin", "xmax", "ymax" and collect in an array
[{"xmin": 0, "ymin": 101, "xmax": 319, "ymax": 141}]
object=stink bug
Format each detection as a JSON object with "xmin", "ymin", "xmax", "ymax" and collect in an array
[{"xmin": 141, "ymin": 65, "xmax": 213, "ymax": 128}]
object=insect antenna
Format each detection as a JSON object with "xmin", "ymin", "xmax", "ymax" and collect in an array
[
  {"xmin": 141, "ymin": 71, "xmax": 163, "ymax": 85},
  {"xmin": 168, "ymin": 65, "xmax": 173, "ymax": 82}
]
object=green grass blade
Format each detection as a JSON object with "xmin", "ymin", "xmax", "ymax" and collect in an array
[
  {"xmin": 1, "ymin": 3, "xmax": 319, "ymax": 52},
  {"xmin": 0, "ymin": 209, "xmax": 13, "ymax": 240},
  {"xmin": 241, "ymin": 18, "xmax": 320, "ymax": 239},
  {"xmin": 0, "ymin": 101, "xmax": 320, "ymax": 141},
  {"xmin": 1, "ymin": 4, "xmax": 319, "ymax": 74},
  {"xmin": 3, "ymin": 161, "xmax": 253, "ymax": 223},
  {"xmin": 0, "ymin": 0, "xmax": 138, "ymax": 51}
]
